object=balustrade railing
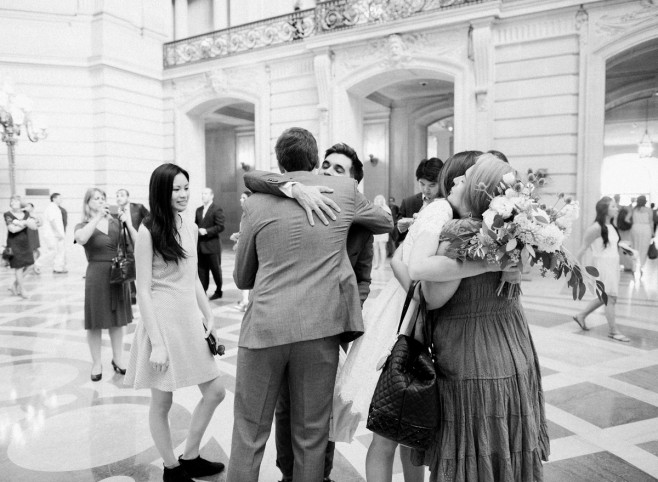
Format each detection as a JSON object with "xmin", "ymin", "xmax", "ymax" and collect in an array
[{"xmin": 164, "ymin": 0, "xmax": 483, "ymax": 68}]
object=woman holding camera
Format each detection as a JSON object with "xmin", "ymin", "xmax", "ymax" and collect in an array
[{"xmin": 74, "ymin": 188, "xmax": 136, "ymax": 381}]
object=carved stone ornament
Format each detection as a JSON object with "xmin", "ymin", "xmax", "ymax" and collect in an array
[
  {"xmin": 595, "ymin": 0, "xmax": 658, "ymax": 37},
  {"xmin": 575, "ymin": 5, "xmax": 589, "ymax": 31},
  {"xmin": 206, "ymin": 69, "xmax": 229, "ymax": 94}
]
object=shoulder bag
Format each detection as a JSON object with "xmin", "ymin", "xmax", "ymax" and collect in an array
[
  {"xmin": 110, "ymin": 222, "xmax": 136, "ymax": 285},
  {"xmin": 649, "ymin": 241, "xmax": 657, "ymax": 260},
  {"xmin": 366, "ymin": 282, "xmax": 438, "ymax": 450}
]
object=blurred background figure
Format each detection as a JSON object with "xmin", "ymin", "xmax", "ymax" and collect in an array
[
  {"xmin": 74, "ymin": 188, "xmax": 135, "ymax": 381},
  {"xmin": 116, "ymin": 188, "xmax": 149, "ymax": 304},
  {"xmin": 40, "ymin": 192, "xmax": 68, "ymax": 274},
  {"xmin": 573, "ymin": 196, "xmax": 629, "ymax": 342},
  {"xmin": 230, "ymin": 190, "xmax": 252, "ymax": 312},
  {"xmin": 195, "ymin": 188, "xmax": 225, "ymax": 300},
  {"xmin": 387, "ymin": 196, "xmax": 400, "ymax": 253},
  {"xmin": 24, "ymin": 202, "xmax": 42, "ymax": 274},
  {"xmin": 4, "ymin": 195, "xmax": 37, "ymax": 298},
  {"xmin": 625, "ymin": 195, "xmax": 653, "ymax": 276},
  {"xmin": 372, "ymin": 195, "xmax": 391, "ymax": 269}
]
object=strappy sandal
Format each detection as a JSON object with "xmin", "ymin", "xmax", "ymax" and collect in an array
[
  {"xmin": 572, "ymin": 316, "xmax": 589, "ymax": 331},
  {"xmin": 608, "ymin": 333, "xmax": 630, "ymax": 343}
]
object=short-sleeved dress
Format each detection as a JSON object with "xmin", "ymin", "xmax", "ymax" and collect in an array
[
  {"xmin": 331, "ymin": 199, "xmax": 453, "ymax": 442},
  {"xmin": 4, "ymin": 211, "xmax": 35, "ymax": 269},
  {"xmin": 125, "ymin": 216, "xmax": 220, "ymax": 392},
  {"xmin": 418, "ymin": 220, "xmax": 549, "ymax": 482},
  {"xmin": 591, "ymin": 225, "xmax": 620, "ymax": 297},
  {"xmin": 76, "ymin": 218, "xmax": 133, "ymax": 329}
]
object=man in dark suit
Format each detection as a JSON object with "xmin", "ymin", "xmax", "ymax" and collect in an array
[
  {"xmin": 116, "ymin": 189, "xmax": 150, "ymax": 304},
  {"xmin": 195, "ymin": 188, "xmax": 225, "ymax": 300},
  {"xmin": 227, "ymin": 128, "xmax": 392, "ymax": 481},
  {"xmin": 397, "ymin": 157, "xmax": 443, "ymax": 243},
  {"xmin": 243, "ymin": 142, "xmax": 375, "ymax": 482},
  {"xmin": 116, "ymin": 189, "xmax": 149, "ymax": 231}
]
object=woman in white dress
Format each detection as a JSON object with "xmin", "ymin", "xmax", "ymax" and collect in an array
[
  {"xmin": 626, "ymin": 195, "xmax": 654, "ymax": 273},
  {"xmin": 125, "ymin": 163, "xmax": 226, "ymax": 482},
  {"xmin": 332, "ymin": 151, "xmax": 483, "ymax": 482},
  {"xmin": 572, "ymin": 196, "xmax": 629, "ymax": 342}
]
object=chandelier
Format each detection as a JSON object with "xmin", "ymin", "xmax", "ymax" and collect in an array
[{"xmin": 638, "ymin": 94, "xmax": 654, "ymax": 158}]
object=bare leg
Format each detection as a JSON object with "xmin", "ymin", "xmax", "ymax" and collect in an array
[
  {"xmin": 150, "ymin": 389, "xmax": 178, "ymax": 467},
  {"xmin": 366, "ymin": 434, "xmax": 397, "ymax": 482},
  {"xmin": 400, "ymin": 445, "xmax": 425, "ymax": 482},
  {"xmin": 86, "ymin": 329, "xmax": 102, "ymax": 375},
  {"xmin": 574, "ymin": 298, "xmax": 604, "ymax": 328},
  {"xmin": 108, "ymin": 326, "xmax": 124, "ymax": 368},
  {"xmin": 604, "ymin": 296, "xmax": 621, "ymax": 334},
  {"xmin": 15, "ymin": 268, "xmax": 29, "ymax": 298},
  {"xmin": 182, "ymin": 376, "xmax": 226, "ymax": 459},
  {"xmin": 373, "ymin": 244, "xmax": 381, "ymax": 269},
  {"xmin": 378, "ymin": 242, "xmax": 388, "ymax": 269}
]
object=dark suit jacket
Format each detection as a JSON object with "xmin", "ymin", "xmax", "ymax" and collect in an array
[
  {"xmin": 128, "ymin": 203, "xmax": 149, "ymax": 231},
  {"xmin": 59, "ymin": 206, "xmax": 68, "ymax": 231},
  {"xmin": 236, "ymin": 171, "xmax": 392, "ymax": 349},
  {"xmin": 397, "ymin": 192, "xmax": 424, "ymax": 242},
  {"xmin": 195, "ymin": 202, "xmax": 225, "ymax": 255}
]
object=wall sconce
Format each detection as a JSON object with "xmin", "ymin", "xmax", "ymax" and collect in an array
[
  {"xmin": 240, "ymin": 162, "xmax": 252, "ymax": 172},
  {"xmin": 638, "ymin": 95, "xmax": 654, "ymax": 158},
  {"xmin": 368, "ymin": 154, "xmax": 379, "ymax": 166}
]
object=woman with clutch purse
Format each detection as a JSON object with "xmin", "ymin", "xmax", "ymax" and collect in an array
[
  {"xmin": 74, "ymin": 188, "xmax": 136, "ymax": 381},
  {"xmin": 125, "ymin": 163, "xmax": 226, "ymax": 482},
  {"xmin": 408, "ymin": 155, "xmax": 548, "ymax": 482}
]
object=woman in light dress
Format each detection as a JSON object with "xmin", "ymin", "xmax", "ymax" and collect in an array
[
  {"xmin": 372, "ymin": 195, "xmax": 392, "ymax": 269},
  {"xmin": 625, "ymin": 195, "xmax": 654, "ymax": 274},
  {"xmin": 572, "ymin": 196, "xmax": 629, "ymax": 342},
  {"xmin": 332, "ymin": 151, "xmax": 484, "ymax": 482},
  {"xmin": 125, "ymin": 163, "xmax": 226, "ymax": 482},
  {"xmin": 409, "ymin": 154, "xmax": 548, "ymax": 482}
]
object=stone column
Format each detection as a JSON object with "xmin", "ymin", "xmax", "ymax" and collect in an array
[
  {"xmin": 470, "ymin": 18, "xmax": 494, "ymax": 148},
  {"xmin": 313, "ymin": 51, "xmax": 332, "ymax": 154},
  {"xmin": 174, "ymin": 0, "xmax": 188, "ymax": 40},
  {"xmin": 213, "ymin": 0, "xmax": 228, "ymax": 30}
]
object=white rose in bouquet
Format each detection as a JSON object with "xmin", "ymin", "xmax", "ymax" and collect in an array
[{"xmin": 489, "ymin": 196, "xmax": 515, "ymax": 218}]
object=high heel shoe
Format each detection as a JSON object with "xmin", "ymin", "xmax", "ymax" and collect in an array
[
  {"xmin": 111, "ymin": 360, "xmax": 126, "ymax": 375},
  {"xmin": 90, "ymin": 370, "xmax": 102, "ymax": 382}
]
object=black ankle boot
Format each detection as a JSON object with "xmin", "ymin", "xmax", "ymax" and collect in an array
[
  {"xmin": 178, "ymin": 455, "xmax": 225, "ymax": 477},
  {"xmin": 163, "ymin": 464, "xmax": 194, "ymax": 482}
]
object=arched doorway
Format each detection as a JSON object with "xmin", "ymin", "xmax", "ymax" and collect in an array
[
  {"xmin": 603, "ymin": 38, "xmax": 658, "ymax": 207},
  {"xmin": 204, "ymin": 101, "xmax": 256, "ymax": 239},
  {"xmin": 336, "ymin": 70, "xmax": 457, "ymax": 202}
]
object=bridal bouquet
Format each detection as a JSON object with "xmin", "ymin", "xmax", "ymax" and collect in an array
[{"xmin": 444, "ymin": 169, "xmax": 608, "ymax": 303}]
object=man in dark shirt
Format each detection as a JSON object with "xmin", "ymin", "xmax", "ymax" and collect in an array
[
  {"xmin": 397, "ymin": 157, "xmax": 443, "ymax": 243},
  {"xmin": 116, "ymin": 189, "xmax": 149, "ymax": 231}
]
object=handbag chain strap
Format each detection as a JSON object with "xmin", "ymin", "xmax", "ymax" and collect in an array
[
  {"xmin": 118, "ymin": 222, "xmax": 130, "ymax": 257},
  {"xmin": 396, "ymin": 281, "xmax": 435, "ymax": 356}
]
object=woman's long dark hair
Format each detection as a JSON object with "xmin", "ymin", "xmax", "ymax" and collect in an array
[
  {"xmin": 143, "ymin": 163, "xmax": 189, "ymax": 263},
  {"xmin": 594, "ymin": 196, "xmax": 615, "ymax": 248}
]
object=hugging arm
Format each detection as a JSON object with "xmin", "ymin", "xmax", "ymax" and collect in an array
[{"xmin": 243, "ymin": 170, "xmax": 339, "ymax": 226}]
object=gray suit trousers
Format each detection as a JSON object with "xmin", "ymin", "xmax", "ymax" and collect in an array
[{"xmin": 227, "ymin": 336, "xmax": 340, "ymax": 482}]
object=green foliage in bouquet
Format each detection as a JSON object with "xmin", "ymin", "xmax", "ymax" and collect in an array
[{"xmin": 443, "ymin": 169, "xmax": 608, "ymax": 304}]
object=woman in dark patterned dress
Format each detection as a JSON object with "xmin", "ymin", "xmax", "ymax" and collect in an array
[
  {"xmin": 4, "ymin": 195, "xmax": 37, "ymax": 298},
  {"xmin": 74, "ymin": 188, "xmax": 136, "ymax": 381},
  {"xmin": 409, "ymin": 154, "xmax": 549, "ymax": 482}
]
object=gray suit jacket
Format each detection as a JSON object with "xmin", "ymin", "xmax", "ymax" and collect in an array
[{"xmin": 234, "ymin": 171, "xmax": 393, "ymax": 349}]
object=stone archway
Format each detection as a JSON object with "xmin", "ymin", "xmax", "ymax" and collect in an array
[{"xmin": 578, "ymin": 2, "xmax": 658, "ymax": 227}]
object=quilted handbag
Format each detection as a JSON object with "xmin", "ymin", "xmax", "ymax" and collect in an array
[
  {"xmin": 110, "ymin": 222, "xmax": 136, "ymax": 285},
  {"xmin": 366, "ymin": 282, "xmax": 438, "ymax": 450}
]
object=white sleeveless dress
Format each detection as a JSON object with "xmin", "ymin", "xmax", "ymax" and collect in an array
[
  {"xmin": 125, "ymin": 217, "xmax": 220, "ymax": 391},
  {"xmin": 591, "ymin": 225, "xmax": 620, "ymax": 297},
  {"xmin": 331, "ymin": 199, "xmax": 453, "ymax": 442}
]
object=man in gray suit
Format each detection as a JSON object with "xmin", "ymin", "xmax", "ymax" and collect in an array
[{"xmin": 228, "ymin": 128, "xmax": 392, "ymax": 482}]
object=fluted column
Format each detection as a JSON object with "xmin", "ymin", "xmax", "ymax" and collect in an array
[{"xmin": 174, "ymin": 0, "xmax": 188, "ymax": 40}]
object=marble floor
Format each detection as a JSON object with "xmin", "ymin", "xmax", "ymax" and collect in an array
[{"xmin": 1, "ymin": 247, "xmax": 658, "ymax": 482}]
